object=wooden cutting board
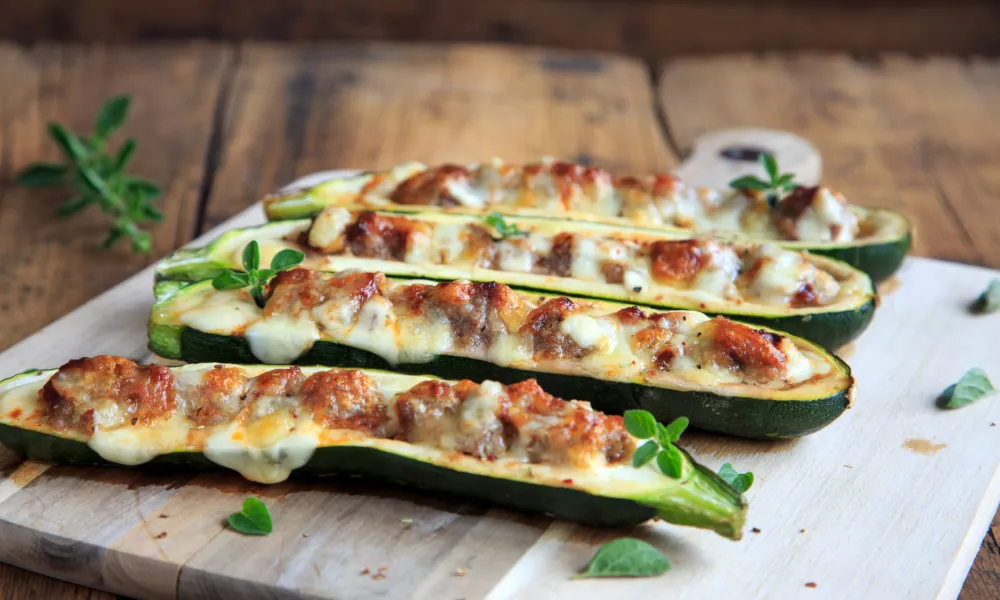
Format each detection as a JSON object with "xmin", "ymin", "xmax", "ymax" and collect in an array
[{"xmin": 1, "ymin": 130, "xmax": 999, "ymax": 600}]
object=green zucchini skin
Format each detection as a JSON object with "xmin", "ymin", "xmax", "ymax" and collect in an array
[
  {"xmin": 154, "ymin": 221, "xmax": 877, "ymax": 349},
  {"xmin": 0, "ymin": 407, "xmax": 745, "ymax": 537},
  {"xmin": 810, "ymin": 231, "xmax": 911, "ymax": 284},
  {"xmin": 151, "ymin": 327, "xmax": 852, "ymax": 439}
]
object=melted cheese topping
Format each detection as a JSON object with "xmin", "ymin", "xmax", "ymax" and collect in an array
[
  {"xmin": 157, "ymin": 275, "xmax": 847, "ymax": 399},
  {"xmin": 245, "ymin": 315, "xmax": 319, "ymax": 364},
  {"xmin": 288, "ymin": 209, "xmax": 859, "ymax": 312},
  {"xmin": 2, "ymin": 365, "xmax": 667, "ymax": 491},
  {"xmin": 278, "ymin": 158, "xmax": 864, "ymax": 242}
]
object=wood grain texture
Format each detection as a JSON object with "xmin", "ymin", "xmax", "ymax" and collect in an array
[
  {"xmin": 3, "ymin": 0, "xmax": 1000, "ymax": 57},
  {"xmin": 200, "ymin": 42, "xmax": 673, "ymax": 229},
  {"xmin": 0, "ymin": 43, "xmax": 233, "ymax": 354},
  {"xmin": 657, "ymin": 53, "xmax": 1000, "ymax": 269}
]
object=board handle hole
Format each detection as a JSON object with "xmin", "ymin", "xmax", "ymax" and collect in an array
[{"xmin": 719, "ymin": 146, "xmax": 771, "ymax": 162}]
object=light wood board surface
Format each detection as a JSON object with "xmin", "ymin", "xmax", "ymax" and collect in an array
[{"xmin": 1, "ymin": 167, "xmax": 1000, "ymax": 598}]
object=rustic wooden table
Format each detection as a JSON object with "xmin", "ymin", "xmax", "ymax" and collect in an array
[{"xmin": 0, "ymin": 42, "xmax": 997, "ymax": 599}]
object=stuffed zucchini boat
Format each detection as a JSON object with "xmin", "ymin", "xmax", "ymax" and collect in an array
[
  {"xmin": 149, "ymin": 270, "xmax": 855, "ymax": 439},
  {"xmin": 156, "ymin": 208, "xmax": 876, "ymax": 349},
  {"xmin": 0, "ymin": 358, "xmax": 746, "ymax": 537},
  {"xmin": 261, "ymin": 159, "xmax": 911, "ymax": 282}
]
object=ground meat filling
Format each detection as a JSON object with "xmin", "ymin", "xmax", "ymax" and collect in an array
[
  {"xmin": 343, "ymin": 212, "xmax": 428, "ymax": 260},
  {"xmin": 698, "ymin": 318, "xmax": 787, "ymax": 382},
  {"xmin": 390, "ymin": 164, "xmax": 471, "ymax": 207},
  {"xmin": 649, "ymin": 240, "xmax": 710, "ymax": 283},
  {"xmin": 40, "ymin": 355, "xmax": 176, "ymax": 434},
  {"xmin": 300, "ymin": 369, "xmax": 391, "ymax": 435},
  {"xmin": 37, "ymin": 358, "xmax": 636, "ymax": 469},
  {"xmin": 187, "ymin": 365, "xmax": 248, "ymax": 426},
  {"xmin": 520, "ymin": 297, "xmax": 588, "ymax": 360}
]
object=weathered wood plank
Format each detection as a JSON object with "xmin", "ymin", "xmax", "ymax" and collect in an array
[
  {"xmin": 200, "ymin": 42, "xmax": 674, "ymax": 230},
  {"xmin": 3, "ymin": 0, "xmax": 1000, "ymax": 57},
  {"xmin": 657, "ymin": 53, "xmax": 1000, "ymax": 269},
  {"xmin": 0, "ymin": 43, "xmax": 234, "ymax": 353}
]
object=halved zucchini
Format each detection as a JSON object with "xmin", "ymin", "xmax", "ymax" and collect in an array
[
  {"xmin": 148, "ymin": 274, "xmax": 855, "ymax": 439},
  {"xmin": 261, "ymin": 162, "xmax": 911, "ymax": 282},
  {"xmin": 0, "ymin": 363, "xmax": 746, "ymax": 537},
  {"xmin": 154, "ymin": 211, "xmax": 876, "ymax": 349}
]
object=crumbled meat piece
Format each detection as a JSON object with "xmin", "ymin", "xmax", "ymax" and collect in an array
[
  {"xmin": 300, "ymin": 370, "xmax": 390, "ymax": 435},
  {"xmin": 519, "ymin": 297, "xmax": 587, "ymax": 360},
  {"xmin": 649, "ymin": 240, "xmax": 709, "ymax": 283},
  {"xmin": 40, "ymin": 356, "xmax": 176, "ymax": 434},
  {"xmin": 344, "ymin": 212, "xmax": 430, "ymax": 260},
  {"xmin": 390, "ymin": 165, "xmax": 471, "ymax": 207},
  {"xmin": 545, "ymin": 233, "xmax": 574, "ymax": 277}
]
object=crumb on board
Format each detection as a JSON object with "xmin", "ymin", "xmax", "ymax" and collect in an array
[
  {"xmin": 361, "ymin": 568, "xmax": 371, "ymax": 576},
  {"xmin": 455, "ymin": 568, "xmax": 468, "ymax": 577},
  {"xmin": 373, "ymin": 567, "xmax": 388, "ymax": 580},
  {"xmin": 155, "ymin": 532, "xmax": 167, "ymax": 539},
  {"xmin": 303, "ymin": 533, "xmax": 310, "ymax": 538},
  {"xmin": 401, "ymin": 518, "xmax": 413, "ymax": 526},
  {"xmin": 158, "ymin": 514, "xmax": 168, "ymax": 519},
  {"xmin": 805, "ymin": 582, "xmax": 818, "ymax": 589},
  {"xmin": 800, "ymin": 528, "xmax": 807, "ymax": 533},
  {"xmin": 751, "ymin": 527, "xmax": 761, "ymax": 534}
]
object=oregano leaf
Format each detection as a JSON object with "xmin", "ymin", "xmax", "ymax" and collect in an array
[
  {"xmin": 228, "ymin": 497, "xmax": 273, "ymax": 536},
  {"xmin": 623, "ymin": 410, "xmax": 657, "ymax": 439},
  {"xmin": 631, "ymin": 440, "xmax": 659, "ymax": 468},
  {"xmin": 940, "ymin": 368, "xmax": 996, "ymax": 409},
  {"xmin": 972, "ymin": 279, "xmax": 1000, "ymax": 315},
  {"xmin": 574, "ymin": 538, "xmax": 670, "ymax": 579}
]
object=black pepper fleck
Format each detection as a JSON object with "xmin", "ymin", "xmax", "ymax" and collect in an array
[
  {"xmin": 633, "ymin": 286, "xmax": 642, "ymax": 293},
  {"xmin": 751, "ymin": 527, "xmax": 761, "ymax": 533}
]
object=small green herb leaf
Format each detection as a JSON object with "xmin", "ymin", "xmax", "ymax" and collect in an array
[
  {"xmin": 270, "ymin": 248, "xmax": 305, "ymax": 272},
  {"xmin": 940, "ymin": 368, "xmax": 996, "ymax": 409},
  {"xmin": 484, "ymin": 211, "xmax": 528, "ymax": 238},
  {"xmin": 656, "ymin": 445, "xmax": 684, "ymax": 479},
  {"xmin": 94, "ymin": 95, "xmax": 131, "ymax": 138},
  {"xmin": 16, "ymin": 163, "xmax": 69, "ymax": 188},
  {"xmin": 632, "ymin": 440, "xmax": 659, "ymax": 468},
  {"xmin": 212, "ymin": 270, "xmax": 251, "ymax": 290},
  {"xmin": 48, "ymin": 123, "xmax": 89, "ymax": 161},
  {"xmin": 718, "ymin": 463, "xmax": 755, "ymax": 493},
  {"xmin": 623, "ymin": 410, "xmax": 657, "ymax": 439},
  {"xmin": 114, "ymin": 139, "xmax": 137, "ymax": 172},
  {"xmin": 56, "ymin": 195, "xmax": 94, "ymax": 217},
  {"xmin": 228, "ymin": 497, "xmax": 273, "ymax": 536},
  {"xmin": 972, "ymin": 279, "xmax": 1000, "ymax": 315},
  {"xmin": 660, "ymin": 416, "xmax": 689, "ymax": 444},
  {"xmin": 728, "ymin": 175, "xmax": 770, "ymax": 191},
  {"xmin": 574, "ymin": 538, "xmax": 670, "ymax": 579},
  {"xmin": 762, "ymin": 153, "xmax": 779, "ymax": 180},
  {"xmin": 242, "ymin": 240, "xmax": 261, "ymax": 272}
]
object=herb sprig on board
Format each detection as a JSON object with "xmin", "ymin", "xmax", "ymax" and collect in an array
[
  {"xmin": 574, "ymin": 538, "xmax": 670, "ymax": 579},
  {"xmin": 729, "ymin": 153, "xmax": 799, "ymax": 208},
  {"xmin": 16, "ymin": 95, "xmax": 163, "ymax": 253},
  {"xmin": 624, "ymin": 410, "xmax": 689, "ymax": 478},
  {"xmin": 484, "ymin": 211, "xmax": 529, "ymax": 239},
  {"xmin": 211, "ymin": 240, "xmax": 305, "ymax": 308},
  {"xmin": 228, "ymin": 497, "xmax": 273, "ymax": 536}
]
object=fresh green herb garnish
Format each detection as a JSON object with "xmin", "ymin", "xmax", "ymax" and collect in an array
[
  {"xmin": 718, "ymin": 463, "xmax": 755, "ymax": 493},
  {"xmin": 16, "ymin": 94, "xmax": 162, "ymax": 253},
  {"xmin": 228, "ymin": 497, "xmax": 273, "ymax": 536},
  {"xmin": 211, "ymin": 241, "xmax": 305, "ymax": 308},
  {"xmin": 624, "ymin": 410, "xmax": 689, "ymax": 478},
  {"xmin": 574, "ymin": 537, "xmax": 670, "ymax": 579},
  {"xmin": 728, "ymin": 153, "xmax": 799, "ymax": 208},
  {"xmin": 939, "ymin": 367, "xmax": 996, "ymax": 409},
  {"xmin": 484, "ymin": 211, "xmax": 528, "ymax": 239},
  {"xmin": 972, "ymin": 279, "xmax": 1000, "ymax": 314}
]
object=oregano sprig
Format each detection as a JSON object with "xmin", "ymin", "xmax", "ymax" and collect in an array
[
  {"xmin": 728, "ymin": 153, "xmax": 799, "ymax": 208},
  {"xmin": 624, "ymin": 410, "xmax": 689, "ymax": 478},
  {"xmin": 211, "ymin": 240, "xmax": 305, "ymax": 308},
  {"xmin": 484, "ymin": 211, "xmax": 528, "ymax": 239},
  {"xmin": 16, "ymin": 94, "xmax": 163, "ymax": 253}
]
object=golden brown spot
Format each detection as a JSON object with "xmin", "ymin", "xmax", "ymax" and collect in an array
[
  {"xmin": 902, "ymin": 438, "xmax": 947, "ymax": 455},
  {"xmin": 649, "ymin": 240, "xmax": 709, "ymax": 283}
]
